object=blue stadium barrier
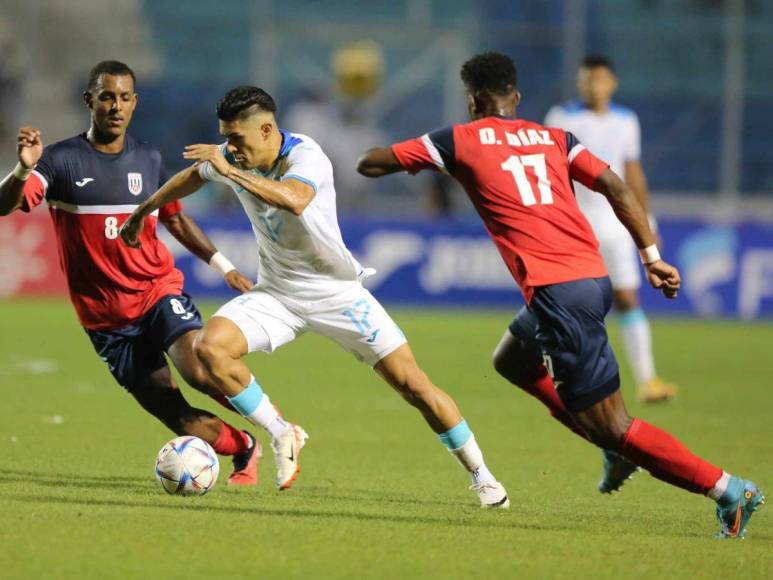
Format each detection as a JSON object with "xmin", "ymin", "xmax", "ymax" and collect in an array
[{"xmin": 163, "ymin": 216, "xmax": 773, "ymax": 319}]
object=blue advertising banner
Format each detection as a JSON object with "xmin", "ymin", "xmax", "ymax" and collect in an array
[{"xmin": 162, "ymin": 215, "xmax": 773, "ymax": 319}]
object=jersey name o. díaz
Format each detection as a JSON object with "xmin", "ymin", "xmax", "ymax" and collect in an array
[
  {"xmin": 21, "ymin": 133, "xmax": 184, "ymax": 330},
  {"xmin": 391, "ymin": 115, "xmax": 609, "ymax": 303}
]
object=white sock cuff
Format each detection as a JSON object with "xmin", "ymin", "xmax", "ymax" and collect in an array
[
  {"xmin": 450, "ymin": 434, "xmax": 484, "ymax": 472},
  {"xmin": 707, "ymin": 471, "xmax": 731, "ymax": 501},
  {"xmin": 255, "ymin": 393, "xmax": 279, "ymax": 424}
]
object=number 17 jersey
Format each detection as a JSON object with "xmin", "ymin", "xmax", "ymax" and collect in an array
[{"xmin": 391, "ymin": 115, "xmax": 609, "ymax": 303}]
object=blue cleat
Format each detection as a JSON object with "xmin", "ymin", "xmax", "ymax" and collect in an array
[
  {"xmin": 715, "ymin": 477, "xmax": 765, "ymax": 539},
  {"xmin": 598, "ymin": 450, "xmax": 640, "ymax": 494}
]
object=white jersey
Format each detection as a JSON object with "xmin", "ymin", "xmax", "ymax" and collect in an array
[
  {"xmin": 199, "ymin": 131, "xmax": 366, "ymax": 300},
  {"xmin": 544, "ymin": 101, "xmax": 640, "ymax": 238}
]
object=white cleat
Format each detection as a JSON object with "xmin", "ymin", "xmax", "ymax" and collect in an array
[
  {"xmin": 271, "ymin": 424, "xmax": 309, "ymax": 490},
  {"xmin": 471, "ymin": 481, "xmax": 510, "ymax": 509}
]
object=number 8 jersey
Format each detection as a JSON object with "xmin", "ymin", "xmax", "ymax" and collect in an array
[
  {"xmin": 391, "ymin": 115, "xmax": 609, "ymax": 303},
  {"xmin": 20, "ymin": 133, "xmax": 184, "ymax": 330}
]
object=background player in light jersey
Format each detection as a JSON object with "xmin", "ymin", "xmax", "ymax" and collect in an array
[
  {"xmin": 0, "ymin": 61, "xmax": 264, "ymax": 486},
  {"xmin": 356, "ymin": 52, "xmax": 763, "ymax": 538},
  {"xmin": 120, "ymin": 86, "xmax": 510, "ymax": 507},
  {"xmin": 545, "ymin": 55, "xmax": 675, "ymax": 404}
]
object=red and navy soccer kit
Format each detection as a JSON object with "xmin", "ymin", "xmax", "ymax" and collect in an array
[
  {"xmin": 392, "ymin": 116, "xmax": 620, "ymax": 410},
  {"xmin": 22, "ymin": 133, "xmax": 202, "ymax": 389}
]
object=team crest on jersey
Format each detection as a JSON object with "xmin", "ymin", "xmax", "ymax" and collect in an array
[{"xmin": 127, "ymin": 172, "xmax": 143, "ymax": 196}]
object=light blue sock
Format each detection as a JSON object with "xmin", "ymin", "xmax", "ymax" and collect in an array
[
  {"xmin": 439, "ymin": 419, "xmax": 495, "ymax": 484},
  {"xmin": 438, "ymin": 419, "xmax": 473, "ymax": 450},
  {"xmin": 619, "ymin": 308, "xmax": 646, "ymax": 327},
  {"xmin": 226, "ymin": 379, "xmax": 264, "ymax": 416}
]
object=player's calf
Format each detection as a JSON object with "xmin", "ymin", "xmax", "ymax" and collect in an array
[{"xmin": 376, "ymin": 346, "xmax": 509, "ymax": 508}]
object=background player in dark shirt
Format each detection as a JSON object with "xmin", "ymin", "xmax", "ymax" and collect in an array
[
  {"xmin": 357, "ymin": 52, "xmax": 763, "ymax": 538},
  {"xmin": 0, "ymin": 61, "xmax": 261, "ymax": 486}
]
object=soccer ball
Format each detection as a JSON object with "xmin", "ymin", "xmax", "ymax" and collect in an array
[{"xmin": 154, "ymin": 436, "xmax": 220, "ymax": 496}]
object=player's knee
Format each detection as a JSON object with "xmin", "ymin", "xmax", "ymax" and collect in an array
[{"xmin": 492, "ymin": 338, "xmax": 540, "ymax": 385}]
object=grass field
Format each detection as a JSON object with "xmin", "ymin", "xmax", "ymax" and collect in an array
[{"xmin": 0, "ymin": 299, "xmax": 770, "ymax": 579}]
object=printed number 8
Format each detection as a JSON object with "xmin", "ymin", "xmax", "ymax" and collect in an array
[{"xmin": 104, "ymin": 216, "xmax": 119, "ymax": 239}]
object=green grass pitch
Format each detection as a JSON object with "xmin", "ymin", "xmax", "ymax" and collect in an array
[{"xmin": 0, "ymin": 299, "xmax": 770, "ymax": 579}]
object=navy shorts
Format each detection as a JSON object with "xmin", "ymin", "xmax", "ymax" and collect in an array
[
  {"xmin": 86, "ymin": 293, "xmax": 203, "ymax": 391},
  {"xmin": 508, "ymin": 277, "xmax": 620, "ymax": 412}
]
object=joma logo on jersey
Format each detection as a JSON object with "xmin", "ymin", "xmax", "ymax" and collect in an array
[{"xmin": 127, "ymin": 173, "xmax": 143, "ymax": 196}]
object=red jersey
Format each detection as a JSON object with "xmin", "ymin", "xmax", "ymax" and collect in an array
[
  {"xmin": 392, "ymin": 116, "xmax": 609, "ymax": 302},
  {"xmin": 22, "ymin": 133, "xmax": 184, "ymax": 330}
]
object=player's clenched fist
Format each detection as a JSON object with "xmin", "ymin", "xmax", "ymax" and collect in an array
[
  {"xmin": 119, "ymin": 213, "xmax": 145, "ymax": 249},
  {"xmin": 17, "ymin": 126, "xmax": 43, "ymax": 169},
  {"xmin": 183, "ymin": 144, "xmax": 232, "ymax": 178},
  {"xmin": 645, "ymin": 259, "xmax": 681, "ymax": 299}
]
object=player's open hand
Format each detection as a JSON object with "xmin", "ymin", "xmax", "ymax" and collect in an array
[
  {"xmin": 183, "ymin": 144, "xmax": 231, "ymax": 178},
  {"xmin": 119, "ymin": 213, "xmax": 145, "ymax": 249},
  {"xmin": 224, "ymin": 270, "xmax": 254, "ymax": 294},
  {"xmin": 17, "ymin": 126, "xmax": 43, "ymax": 169},
  {"xmin": 645, "ymin": 259, "xmax": 680, "ymax": 299}
]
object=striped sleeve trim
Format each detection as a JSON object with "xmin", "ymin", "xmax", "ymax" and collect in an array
[
  {"xmin": 420, "ymin": 134, "xmax": 449, "ymax": 175},
  {"xmin": 568, "ymin": 143, "xmax": 586, "ymax": 164},
  {"xmin": 48, "ymin": 200, "xmax": 158, "ymax": 216}
]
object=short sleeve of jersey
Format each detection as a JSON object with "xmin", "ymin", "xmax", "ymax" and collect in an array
[
  {"xmin": 281, "ymin": 141, "xmax": 329, "ymax": 192},
  {"xmin": 197, "ymin": 143, "xmax": 236, "ymax": 186},
  {"xmin": 21, "ymin": 146, "xmax": 56, "ymax": 212},
  {"xmin": 159, "ymin": 200, "xmax": 183, "ymax": 219},
  {"xmin": 623, "ymin": 115, "xmax": 641, "ymax": 162},
  {"xmin": 565, "ymin": 131, "xmax": 609, "ymax": 189},
  {"xmin": 391, "ymin": 126, "xmax": 455, "ymax": 175}
]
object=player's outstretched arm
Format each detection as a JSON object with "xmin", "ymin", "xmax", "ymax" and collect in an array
[
  {"xmin": 183, "ymin": 144, "xmax": 315, "ymax": 215},
  {"xmin": 161, "ymin": 211, "xmax": 253, "ymax": 293},
  {"xmin": 356, "ymin": 147, "xmax": 404, "ymax": 177},
  {"xmin": 624, "ymin": 160, "xmax": 661, "ymax": 246},
  {"xmin": 0, "ymin": 127, "xmax": 43, "ymax": 216},
  {"xmin": 593, "ymin": 168, "xmax": 680, "ymax": 299},
  {"xmin": 119, "ymin": 165, "xmax": 204, "ymax": 248}
]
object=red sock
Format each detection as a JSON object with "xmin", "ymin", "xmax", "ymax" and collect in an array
[
  {"xmin": 621, "ymin": 418, "xmax": 722, "ymax": 495},
  {"xmin": 519, "ymin": 366, "xmax": 588, "ymax": 441},
  {"xmin": 211, "ymin": 423, "xmax": 250, "ymax": 456}
]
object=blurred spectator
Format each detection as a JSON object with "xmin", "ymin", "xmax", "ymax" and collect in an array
[
  {"xmin": 284, "ymin": 41, "xmax": 387, "ymax": 213},
  {"xmin": 284, "ymin": 41, "xmax": 455, "ymax": 216}
]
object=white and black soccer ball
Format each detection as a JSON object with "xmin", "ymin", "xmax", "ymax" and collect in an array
[{"xmin": 155, "ymin": 436, "xmax": 220, "ymax": 496}]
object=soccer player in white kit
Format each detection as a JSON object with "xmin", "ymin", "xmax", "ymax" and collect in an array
[
  {"xmin": 545, "ymin": 56, "xmax": 676, "ymax": 404},
  {"xmin": 120, "ymin": 86, "xmax": 509, "ymax": 507}
]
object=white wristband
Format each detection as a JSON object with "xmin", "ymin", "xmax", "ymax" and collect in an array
[
  {"xmin": 639, "ymin": 244, "xmax": 661, "ymax": 265},
  {"xmin": 12, "ymin": 163, "xmax": 33, "ymax": 181},
  {"xmin": 209, "ymin": 251, "xmax": 236, "ymax": 276}
]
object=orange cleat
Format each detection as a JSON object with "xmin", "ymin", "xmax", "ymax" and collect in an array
[{"xmin": 227, "ymin": 431, "xmax": 261, "ymax": 486}]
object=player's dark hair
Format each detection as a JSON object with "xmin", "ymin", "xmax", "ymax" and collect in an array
[
  {"xmin": 216, "ymin": 86, "xmax": 277, "ymax": 121},
  {"xmin": 581, "ymin": 55, "xmax": 615, "ymax": 73},
  {"xmin": 87, "ymin": 60, "xmax": 136, "ymax": 91},
  {"xmin": 460, "ymin": 52, "xmax": 517, "ymax": 96}
]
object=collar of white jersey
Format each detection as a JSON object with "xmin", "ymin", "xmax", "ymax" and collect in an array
[{"xmin": 278, "ymin": 129, "xmax": 303, "ymax": 158}]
